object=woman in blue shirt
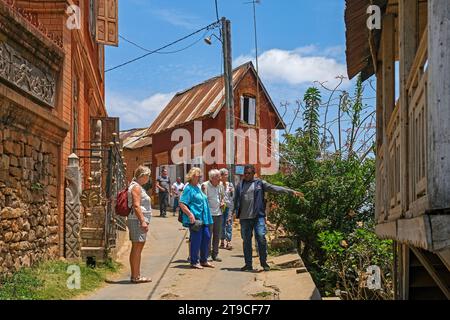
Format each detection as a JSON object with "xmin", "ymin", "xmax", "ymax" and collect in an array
[{"xmin": 179, "ymin": 167, "xmax": 214, "ymax": 269}]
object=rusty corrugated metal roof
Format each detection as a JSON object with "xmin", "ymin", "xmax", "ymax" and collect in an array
[
  {"xmin": 147, "ymin": 61, "xmax": 285, "ymax": 135},
  {"xmin": 120, "ymin": 128, "xmax": 152, "ymax": 150}
]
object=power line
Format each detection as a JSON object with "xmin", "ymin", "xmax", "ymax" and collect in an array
[
  {"xmin": 214, "ymin": 0, "xmax": 220, "ymax": 21},
  {"xmin": 119, "ymin": 29, "xmax": 209, "ymax": 55},
  {"xmin": 106, "ymin": 20, "xmax": 221, "ymax": 73}
]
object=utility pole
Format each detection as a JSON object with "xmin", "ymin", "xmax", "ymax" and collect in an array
[{"xmin": 222, "ymin": 17, "xmax": 235, "ymax": 183}]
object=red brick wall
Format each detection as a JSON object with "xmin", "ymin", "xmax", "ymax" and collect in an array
[{"xmin": 123, "ymin": 146, "xmax": 153, "ymax": 183}]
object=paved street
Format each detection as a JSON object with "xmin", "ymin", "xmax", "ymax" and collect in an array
[{"xmin": 83, "ymin": 210, "xmax": 320, "ymax": 300}]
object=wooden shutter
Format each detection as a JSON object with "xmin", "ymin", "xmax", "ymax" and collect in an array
[
  {"xmin": 240, "ymin": 96, "xmax": 244, "ymax": 121},
  {"xmin": 249, "ymin": 98, "xmax": 256, "ymax": 125},
  {"xmin": 96, "ymin": 0, "xmax": 119, "ymax": 46}
]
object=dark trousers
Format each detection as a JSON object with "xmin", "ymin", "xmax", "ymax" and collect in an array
[
  {"xmin": 159, "ymin": 191, "xmax": 168, "ymax": 216},
  {"xmin": 190, "ymin": 225, "xmax": 211, "ymax": 265},
  {"xmin": 240, "ymin": 217, "xmax": 267, "ymax": 267},
  {"xmin": 209, "ymin": 215, "xmax": 223, "ymax": 258}
]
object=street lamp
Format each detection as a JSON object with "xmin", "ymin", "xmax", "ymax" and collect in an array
[{"xmin": 204, "ymin": 33, "xmax": 222, "ymax": 45}]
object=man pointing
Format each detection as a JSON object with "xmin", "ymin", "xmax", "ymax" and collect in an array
[{"xmin": 234, "ymin": 165, "xmax": 303, "ymax": 272}]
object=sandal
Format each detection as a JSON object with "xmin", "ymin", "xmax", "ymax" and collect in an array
[
  {"xmin": 191, "ymin": 264, "xmax": 204, "ymax": 269},
  {"xmin": 201, "ymin": 262, "xmax": 215, "ymax": 268},
  {"xmin": 219, "ymin": 242, "xmax": 225, "ymax": 249},
  {"xmin": 225, "ymin": 242, "xmax": 233, "ymax": 250},
  {"xmin": 130, "ymin": 276, "xmax": 152, "ymax": 283}
]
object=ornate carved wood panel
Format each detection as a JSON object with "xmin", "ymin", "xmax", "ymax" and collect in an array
[{"xmin": 0, "ymin": 42, "xmax": 57, "ymax": 107}]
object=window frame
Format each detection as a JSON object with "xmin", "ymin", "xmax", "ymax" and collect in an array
[{"xmin": 240, "ymin": 95, "xmax": 257, "ymax": 126}]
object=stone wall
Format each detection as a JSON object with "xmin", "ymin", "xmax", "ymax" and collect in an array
[{"xmin": 0, "ymin": 123, "xmax": 59, "ymax": 276}]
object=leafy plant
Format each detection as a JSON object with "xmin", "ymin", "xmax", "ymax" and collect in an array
[
  {"xmin": 318, "ymin": 224, "xmax": 394, "ymax": 300},
  {"xmin": 265, "ymin": 74, "xmax": 392, "ymax": 299}
]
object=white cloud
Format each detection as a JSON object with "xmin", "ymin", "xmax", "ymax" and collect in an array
[
  {"xmin": 106, "ymin": 91, "xmax": 175, "ymax": 130},
  {"xmin": 152, "ymin": 8, "xmax": 201, "ymax": 30},
  {"xmin": 235, "ymin": 46, "xmax": 349, "ymax": 88}
]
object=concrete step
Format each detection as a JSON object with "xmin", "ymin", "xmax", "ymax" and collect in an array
[
  {"xmin": 267, "ymin": 253, "xmax": 304, "ymax": 269},
  {"xmin": 81, "ymin": 228, "xmax": 104, "ymax": 240},
  {"xmin": 81, "ymin": 247, "xmax": 106, "ymax": 262}
]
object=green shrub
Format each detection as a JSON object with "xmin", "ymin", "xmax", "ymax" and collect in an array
[{"xmin": 318, "ymin": 224, "xmax": 394, "ymax": 300}]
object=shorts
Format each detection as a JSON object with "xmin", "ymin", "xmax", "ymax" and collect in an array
[{"xmin": 127, "ymin": 215, "xmax": 151, "ymax": 242}]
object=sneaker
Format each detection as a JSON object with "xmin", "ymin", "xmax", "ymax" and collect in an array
[
  {"xmin": 262, "ymin": 264, "xmax": 271, "ymax": 272},
  {"xmin": 212, "ymin": 256, "xmax": 222, "ymax": 262},
  {"xmin": 241, "ymin": 265, "xmax": 253, "ymax": 271}
]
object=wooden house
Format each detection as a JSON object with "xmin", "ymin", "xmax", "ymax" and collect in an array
[
  {"xmin": 345, "ymin": 0, "xmax": 450, "ymax": 299},
  {"xmin": 147, "ymin": 61, "xmax": 285, "ymax": 205}
]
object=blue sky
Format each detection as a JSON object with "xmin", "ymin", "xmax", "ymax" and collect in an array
[{"xmin": 105, "ymin": 0, "xmax": 362, "ymax": 131}]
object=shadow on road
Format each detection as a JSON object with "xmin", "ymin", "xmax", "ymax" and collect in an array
[
  {"xmin": 171, "ymin": 264, "xmax": 193, "ymax": 269},
  {"xmin": 220, "ymin": 267, "xmax": 259, "ymax": 273},
  {"xmin": 171, "ymin": 259, "xmax": 189, "ymax": 263},
  {"xmin": 104, "ymin": 279, "xmax": 134, "ymax": 285}
]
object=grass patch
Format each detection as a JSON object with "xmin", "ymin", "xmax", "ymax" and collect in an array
[{"xmin": 0, "ymin": 259, "xmax": 121, "ymax": 300}]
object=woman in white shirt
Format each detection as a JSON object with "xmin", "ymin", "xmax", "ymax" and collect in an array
[{"xmin": 127, "ymin": 166, "xmax": 152, "ymax": 283}]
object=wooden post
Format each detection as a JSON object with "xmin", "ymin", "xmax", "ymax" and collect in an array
[
  {"xmin": 376, "ymin": 67, "xmax": 383, "ymax": 223},
  {"xmin": 382, "ymin": 14, "xmax": 395, "ymax": 220},
  {"xmin": 399, "ymin": 0, "xmax": 419, "ymax": 218},
  {"xmin": 401, "ymin": 244, "xmax": 410, "ymax": 300},
  {"xmin": 222, "ymin": 17, "xmax": 235, "ymax": 182},
  {"xmin": 428, "ymin": 0, "xmax": 450, "ymax": 211}
]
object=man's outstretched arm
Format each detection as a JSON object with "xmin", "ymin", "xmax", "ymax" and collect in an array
[{"xmin": 262, "ymin": 180, "xmax": 303, "ymax": 198}]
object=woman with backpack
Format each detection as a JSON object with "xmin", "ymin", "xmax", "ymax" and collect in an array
[{"xmin": 127, "ymin": 165, "xmax": 152, "ymax": 283}]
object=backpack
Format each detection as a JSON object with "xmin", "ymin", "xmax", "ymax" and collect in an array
[{"xmin": 115, "ymin": 186, "xmax": 131, "ymax": 217}]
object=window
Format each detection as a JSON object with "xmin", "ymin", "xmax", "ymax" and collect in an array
[{"xmin": 240, "ymin": 96, "xmax": 256, "ymax": 125}]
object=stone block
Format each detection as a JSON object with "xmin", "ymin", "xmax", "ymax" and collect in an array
[
  {"xmin": 35, "ymin": 226, "xmax": 45, "ymax": 238},
  {"xmin": 4, "ymin": 231, "xmax": 13, "ymax": 242},
  {"xmin": 11, "ymin": 221, "xmax": 19, "ymax": 233},
  {"xmin": 41, "ymin": 142, "xmax": 50, "ymax": 154},
  {"xmin": 13, "ymin": 143, "xmax": 23, "ymax": 157},
  {"xmin": 3, "ymin": 128, "xmax": 10, "ymax": 139},
  {"xmin": 22, "ymin": 169, "xmax": 29, "ymax": 180},
  {"xmin": 1, "ymin": 219, "xmax": 11, "ymax": 230},
  {"xmin": 24, "ymin": 145, "xmax": 32, "ymax": 157},
  {"xmin": 27, "ymin": 135, "xmax": 34, "ymax": 146},
  {"xmin": 20, "ymin": 231, "xmax": 28, "ymax": 241},
  {"xmin": 23, "ymin": 221, "xmax": 31, "ymax": 231},
  {"xmin": 0, "ymin": 154, "xmax": 9, "ymax": 169},
  {"xmin": 10, "ymin": 166, "xmax": 21, "ymax": 178},
  {"xmin": 28, "ymin": 230, "xmax": 36, "ymax": 241},
  {"xmin": 12, "ymin": 232, "xmax": 21, "ymax": 242},
  {"xmin": 10, "ymin": 156, "xmax": 18, "ymax": 167},
  {"xmin": 1, "ymin": 207, "xmax": 23, "ymax": 219},
  {"xmin": 32, "ymin": 137, "xmax": 41, "ymax": 150},
  {"xmin": 29, "ymin": 215, "xmax": 38, "ymax": 227},
  {"xmin": 3, "ymin": 141, "xmax": 14, "ymax": 154}
]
